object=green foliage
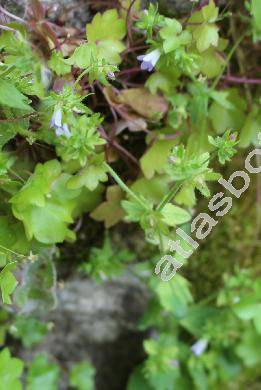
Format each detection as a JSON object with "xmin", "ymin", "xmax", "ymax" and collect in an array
[
  {"xmin": 159, "ymin": 19, "xmax": 191, "ymax": 54},
  {"xmin": 69, "ymin": 360, "xmax": 96, "ymax": 390},
  {"xmin": 9, "ymin": 316, "xmax": 50, "ymax": 347},
  {"xmin": 0, "ymin": 1, "xmax": 259, "ymax": 389},
  {"xmin": 239, "ymin": 105, "xmax": 261, "ymax": 147},
  {"xmin": 0, "ymin": 79, "xmax": 32, "ymax": 111},
  {"xmin": 188, "ymin": 0, "xmax": 219, "ymax": 52},
  {"xmin": 56, "ymin": 115, "xmax": 105, "ymax": 166},
  {"xmin": 209, "ymin": 89, "xmax": 247, "ymax": 134},
  {"xmin": 136, "ymin": 3, "xmax": 165, "ymax": 38},
  {"xmin": 140, "ymin": 139, "xmax": 177, "ymax": 179},
  {"xmin": 208, "ymin": 131, "xmax": 238, "ymax": 164},
  {"xmin": 90, "ymin": 185, "xmax": 125, "ymax": 228},
  {"xmin": 48, "ymin": 51, "xmax": 71, "ymax": 76},
  {"xmin": 151, "ymin": 274, "xmax": 193, "ymax": 318},
  {"xmin": 80, "ymin": 234, "xmax": 134, "ymax": 281},
  {"xmin": 67, "ymin": 155, "xmax": 108, "ymax": 191},
  {"xmin": 86, "ymin": 9, "xmax": 126, "ymax": 64},
  {"xmin": 129, "ymin": 270, "xmax": 261, "ymax": 390},
  {"xmin": 0, "ymin": 262, "xmax": 18, "ymax": 304},
  {"xmin": 68, "ymin": 43, "xmax": 118, "ymax": 85},
  {"xmin": 143, "ymin": 335, "xmax": 180, "ymax": 389},
  {"xmin": 26, "ymin": 355, "xmax": 60, "ymax": 390},
  {"xmin": 0, "ymin": 348, "xmax": 23, "ymax": 390},
  {"xmin": 247, "ymin": 0, "xmax": 261, "ymax": 42},
  {"xmin": 10, "ymin": 160, "xmax": 78, "ymax": 243},
  {"xmin": 166, "ymin": 145, "xmax": 220, "ymax": 205}
]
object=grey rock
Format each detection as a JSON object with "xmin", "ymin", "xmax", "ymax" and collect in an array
[
  {"xmin": 142, "ymin": 0, "xmax": 196, "ymax": 15},
  {"xmin": 43, "ymin": 0, "xmax": 91, "ymax": 29},
  {"xmin": 145, "ymin": 0, "xmax": 226, "ymax": 16},
  {"xmin": 0, "ymin": 0, "xmax": 90, "ymax": 29},
  {"xmin": 21, "ymin": 274, "xmax": 150, "ymax": 390},
  {"xmin": 0, "ymin": 0, "xmax": 26, "ymax": 20}
]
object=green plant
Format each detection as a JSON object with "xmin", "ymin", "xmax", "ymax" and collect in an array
[
  {"xmin": 0, "ymin": 0, "xmax": 260, "ymax": 388},
  {"xmin": 69, "ymin": 361, "xmax": 96, "ymax": 390}
]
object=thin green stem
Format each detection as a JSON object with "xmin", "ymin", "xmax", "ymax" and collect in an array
[
  {"xmin": 74, "ymin": 68, "xmax": 90, "ymax": 87},
  {"xmin": 211, "ymin": 31, "xmax": 248, "ymax": 91},
  {"xmin": 157, "ymin": 227, "xmax": 164, "ymax": 254},
  {"xmin": 199, "ymin": 290, "xmax": 218, "ymax": 305},
  {"xmin": 8, "ymin": 168, "xmax": 26, "ymax": 184},
  {"xmin": 156, "ymin": 150, "xmax": 218, "ymax": 212},
  {"xmin": 230, "ymin": 17, "xmax": 252, "ymax": 108},
  {"xmin": 0, "ymin": 244, "xmax": 26, "ymax": 259},
  {"xmin": 156, "ymin": 181, "xmax": 182, "ymax": 212},
  {"xmin": 103, "ymin": 162, "xmax": 149, "ymax": 210}
]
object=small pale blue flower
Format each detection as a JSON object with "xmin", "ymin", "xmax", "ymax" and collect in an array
[
  {"xmin": 50, "ymin": 108, "xmax": 71, "ymax": 138},
  {"xmin": 137, "ymin": 49, "xmax": 161, "ymax": 72},
  {"xmin": 170, "ymin": 359, "xmax": 179, "ymax": 367},
  {"xmin": 50, "ymin": 107, "xmax": 62, "ymax": 128},
  {"xmin": 55, "ymin": 123, "xmax": 71, "ymax": 138},
  {"xmin": 107, "ymin": 71, "xmax": 115, "ymax": 79},
  {"xmin": 191, "ymin": 339, "xmax": 208, "ymax": 357},
  {"xmin": 41, "ymin": 66, "xmax": 52, "ymax": 90}
]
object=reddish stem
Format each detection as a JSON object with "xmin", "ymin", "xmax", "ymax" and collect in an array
[
  {"xmin": 118, "ymin": 67, "xmax": 144, "ymax": 76},
  {"xmin": 221, "ymin": 75, "xmax": 261, "ymax": 84},
  {"xmin": 123, "ymin": 45, "xmax": 150, "ymax": 54},
  {"xmin": 98, "ymin": 126, "xmax": 139, "ymax": 166}
]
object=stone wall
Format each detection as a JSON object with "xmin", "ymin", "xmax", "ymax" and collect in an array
[{"xmin": 20, "ymin": 275, "xmax": 150, "ymax": 390}]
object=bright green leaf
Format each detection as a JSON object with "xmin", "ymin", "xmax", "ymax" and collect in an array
[
  {"xmin": 0, "ymin": 79, "xmax": 32, "ymax": 111},
  {"xmin": 0, "ymin": 348, "xmax": 23, "ymax": 390},
  {"xmin": 161, "ymin": 203, "xmax": 191, "ymax": 226},
  {"xmin": 194, "ymin": 24, "xmax": 219, "ymax": 52},
  {"xmin": 0, "ymin": 262, "xmax": 18, "ymax": 305},
  {"xmin": 69, "ymin": 361, "xmax": 95, "ymax": 390},
  {"xmin": 86, "ymin": 9, "xmax": 126, "ymax": 64},
  {"xmin": 26, "ymin": 355, "xmax": 60, "ymax": 390}
]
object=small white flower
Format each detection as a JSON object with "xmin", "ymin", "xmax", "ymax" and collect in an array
[
  {"xmin": 137, "ymin": 49, "xmax": 161, "ymax": 72},
  {"xmin": 191, "ymin": 339, "xmax": 208, "ymax": 356},
  {"xmin": 50, "ymin": 107, "xmax": 71, "ymax": 138}
]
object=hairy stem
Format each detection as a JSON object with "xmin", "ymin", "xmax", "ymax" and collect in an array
[
  {"xmin": 0, "ymin": 244, "xmax": 25, "ymax": 259},
  {"xmin": 221, "ymin": 75, "xmax": 261, "ymax": 84},
  {"xmin": 103, "ymin": 162, "xmax": 149, "ymax": 210},
  {"xmin": 156, "ymin": 181, "xmax": 182, "ymax": 212},
  {"xmin": 211, "ymin": 31, "xmax": 248, "ymax": 91}
]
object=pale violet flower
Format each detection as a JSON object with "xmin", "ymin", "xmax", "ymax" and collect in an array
[
  {"xmin": 50, "ymin": 107, "xmax": 62, "ymax": 128},
  {"xmin": 191, "ymin": 339, "xmax": 208, "ymax": 357},
  {"xmin": 55, "ymin": 123, "xmax": 71, "ymax": 138},
  {"xmin": 170, "ymin": 359, "xmax": 179, "ymax": 367},
  {"xmin": 137, "ymin": 49, "xmax": 161, "ymax": 72},
  {"xmin": 50, "ymin": 107, "xmax": 71, "ymax": 138},
  {"xmin": 40, "ymin": 66, "xmax": 52, "ymax": 90},
  {"xmin": 107, "ymin": 71, "xmax": 115, "ymax": 79}
]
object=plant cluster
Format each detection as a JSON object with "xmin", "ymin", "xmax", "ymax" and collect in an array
[{"xmin": 0, "ymin": 0, "xmax": 260, "ymax": 389}]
